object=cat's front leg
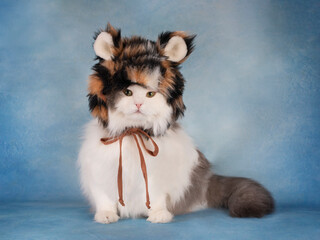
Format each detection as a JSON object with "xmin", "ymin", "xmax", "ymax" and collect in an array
[
  {"xmin": 147, "ymin": 195, "xmax": 173, "ymax": 223},
  {"xmin": 90, "ymin": 185, "xmax": 119, "ymax": 224}
]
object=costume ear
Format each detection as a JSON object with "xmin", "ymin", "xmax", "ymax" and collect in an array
[
  {"xmin": 93, "ymin": 23, "xmax": 121, "ymax": 60},
  {"xmin": 157, "ymin": 31, "xmax": 196, "ymax": 63}
]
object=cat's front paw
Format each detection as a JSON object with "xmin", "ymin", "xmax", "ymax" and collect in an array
[
  {"xmin": 147, "ymin": 209, "xmax": 173, "ymax": 223},
  {"xmin": 94, "ymin": 211, "xmax": 120, "ymax": 224}
]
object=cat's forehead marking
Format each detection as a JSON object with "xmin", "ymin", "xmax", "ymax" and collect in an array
[{"xmin": 126, "ymin": 67, "xmax": 160, "ymax": 90}]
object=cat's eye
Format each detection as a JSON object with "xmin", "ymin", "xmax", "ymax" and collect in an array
[
  {"xmin": 123, "ymin": 89, "xmax": 133, "ymax": 96},
  {"xmin": 146, "ymin": 91, "xmax": 156, "ymax": 98}
]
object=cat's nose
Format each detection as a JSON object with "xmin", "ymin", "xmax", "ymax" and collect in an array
[{"xmin": 135, "ymin": 103, "xmax": 142, "ymax": 109}]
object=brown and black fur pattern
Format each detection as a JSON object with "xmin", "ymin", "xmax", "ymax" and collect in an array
[{"xmin": 88, "ymin": 24, "xmax": 195, "ymax": 130}]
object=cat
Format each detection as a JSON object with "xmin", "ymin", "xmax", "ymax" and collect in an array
[{"xmin": 78, "ymin": 23, "xmax": 274, "ymax": 224}]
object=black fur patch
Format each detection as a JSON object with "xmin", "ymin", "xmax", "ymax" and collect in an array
[
  {"xmin": 173, "ymin": 104, "xmax": 186, "ymax": 120},
  {"xmin": 87, "ymin": 93, "xmax": 107, "ymax": 112},
  {"xmin": 112, "ymin": 29, "xmax": 121, "ymax": 48},
  {"xmin": 124, "ymin": 56, "xmax": 162, "ymax": 70},
  {"xmin": 158, "ymin": 31, "xmax": 172, "ymax": 48},
  {"xmin": 168, "ymin": 71, "xmax": 185, "ymax": 104},
  {"xmin": 92, "ymin": 64, "xmax": 131, "ymax": 96},
  {"xmin": 184, "ymin": 35, "xmax": 196, "ymax": 57}
]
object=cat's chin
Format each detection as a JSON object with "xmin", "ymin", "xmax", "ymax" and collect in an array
[{"xmin": 108, "ymin": 115, "xmax": 153, "ymax": 135}]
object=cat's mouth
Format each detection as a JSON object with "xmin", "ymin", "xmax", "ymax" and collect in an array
[
  {"xmin": 134, "ymin": 110, "xmax": 144, "ymax": 115},
  {"xmin": 129, "ymin": 110, "xmax": 146, "ymax": 119}
]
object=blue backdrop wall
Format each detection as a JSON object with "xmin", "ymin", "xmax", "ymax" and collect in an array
[{"xmin": 0, "ymin": 0, "xmax": 319, "ymax": 207}]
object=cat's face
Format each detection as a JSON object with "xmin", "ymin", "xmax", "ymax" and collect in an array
[
  {"xmin": 87, "ymin": 24, "xmax": 195, "ymax": 136},
  {"xmin": 107, "ymin": 84, "xmax": 172, "ymax": 136}
]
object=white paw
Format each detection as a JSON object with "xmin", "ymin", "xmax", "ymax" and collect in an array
[
  {"xmin": 94, "ymin": 211, "xmax": 120, "ymax": 224},
  {"xmin": 147, "ymin": 209, "xmax": 173, "ymax": 223}
]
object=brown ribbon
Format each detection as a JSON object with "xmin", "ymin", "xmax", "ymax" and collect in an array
[{"xmin": 100, "ymin": 128, "xmax": 159, "ymax": 209}]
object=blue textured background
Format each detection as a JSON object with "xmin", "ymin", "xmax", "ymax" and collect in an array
[{"xmin": 0, "ymin": 1, "xmax": 320, "ymax": 239}]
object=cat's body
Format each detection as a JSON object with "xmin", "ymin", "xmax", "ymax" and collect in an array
[
  {"xmin": 78, "ymin": 24, "xmax": 274, "ymax": 223},
  {"xmin": 79, "ymin": 118, "xmax": 206, "ymax": 222}
]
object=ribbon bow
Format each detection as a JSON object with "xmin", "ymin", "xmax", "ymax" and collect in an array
[{"xmin": 100, "ymin": 128, "xmax": 159, "ymax": 209}]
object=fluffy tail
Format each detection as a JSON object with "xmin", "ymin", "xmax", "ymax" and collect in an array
[{"xmin": 206, "ymin": 175, "xmax": 274, "ymax": 218}]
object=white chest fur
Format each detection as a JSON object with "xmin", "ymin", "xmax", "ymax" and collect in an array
[{"xmin": 78, "ymin": 119, "xmax": 199, "ymax": 218}]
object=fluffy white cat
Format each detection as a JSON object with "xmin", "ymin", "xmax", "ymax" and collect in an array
[{"xmin": 78, "ymin": 24, "xmax": 274, "ymax": 224}]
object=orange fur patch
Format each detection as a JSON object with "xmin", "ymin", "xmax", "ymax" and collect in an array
[
  {"xmin": 175, "ymin": 96, "xmax": 184, "ymax": 110},
  {"xmin": 88, "ymin": 75, "xmax": 106, "ymax": 101},
  {"xmin": 106, "ymin": 23, "xmax": 123, "ymax": 56},
  {"xmin": 170, "ymin": 31, "xmax": 188, "ymax": 39},
  {"xmin": 158, "ymin": 61, "xmax": 175, "ymax": 97},
  {"xmin": 122, "ymin": 43, "xmax": 146, "ymax": 59},
  {"xmin": 101, "ymin": 60, "xmax": 116, "ymax": 75},
  {"xmin": 107, "ymin": 23, "xmax": 118, "ymax": 37},
  {"xmin": 126, "ymin": 67, "xmax": 148, "ymax": 86},
  {"xmin": 91, "ymin": 105, "xmax": 108, "ymax": 120}
]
